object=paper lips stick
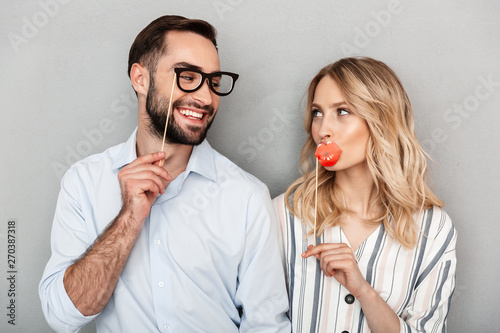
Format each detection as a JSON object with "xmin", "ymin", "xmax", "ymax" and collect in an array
[
  {"xmin": 312, "ymin": 141, "xmax": 342, "ymax": 245},
  {"xmin": 314, "ymin": 141, "xmax": 342, "ymax": 167}
]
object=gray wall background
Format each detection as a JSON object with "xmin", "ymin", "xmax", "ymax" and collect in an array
[{"xmin": 1, "ymin": 0, "xmax": 499, "ymax": 332}]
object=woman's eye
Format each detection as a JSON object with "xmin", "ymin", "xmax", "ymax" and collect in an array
[
  {"xmin": 338, "ymin": 108, "xmax": 349, "ymax": 116},
  {"xmin": 312, "ymin": 109, "xmax": 323, "ymax": 117}
]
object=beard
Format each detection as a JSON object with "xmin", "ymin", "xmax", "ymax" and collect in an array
[{"xmin": 145, "ymin": 80, "xmax": 216, "ymax": 146}]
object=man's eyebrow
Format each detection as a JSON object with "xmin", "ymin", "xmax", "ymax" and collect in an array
[
  {"xmin": 173, "ymin": 62, "xmax": 202, "ymax": 71},
  {"xmin": 173, "ymin": 62, "xmax": 221, "ymax": 74}
]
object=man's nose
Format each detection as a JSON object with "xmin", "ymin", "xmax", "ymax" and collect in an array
[{"xmin": 192, "ymin": 78, "xmax": 214, "ymax": 105}]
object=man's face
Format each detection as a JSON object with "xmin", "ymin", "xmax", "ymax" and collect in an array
[{"xmin": 145, "ymin": 31, "xmax": 221, "ymax": 145}]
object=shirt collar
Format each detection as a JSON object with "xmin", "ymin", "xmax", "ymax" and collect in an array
[
  {"xmin": 184, "ymin": 139, "xmax": 217, "ymax": 182},
  {"xmin": 112, "ymin": 128, "xmax": 139, "ymax": 170},
  {"xmin": 111, "ymin": 128, "xmax": 217, "ymax": 183}
]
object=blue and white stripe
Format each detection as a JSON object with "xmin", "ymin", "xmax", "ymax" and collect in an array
[{"xmin": 273, "ymin": 194, "xmax": 457, "ymax": 333}]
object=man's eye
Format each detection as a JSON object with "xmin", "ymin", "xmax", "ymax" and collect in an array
[
  {"xmin": 211, "ymin": 77, "xmax": 221, "ymax": 88},
  {"xmin": 180, "ymin": 75, "xmax": 195, "ymax": 81}
]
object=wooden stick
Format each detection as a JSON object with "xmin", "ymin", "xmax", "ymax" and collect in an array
[
  {"xmin": 314, "ymin": 158, "xmax": 318, "ymax": 246},
  {"xmin": 159, "ymin": 72, "xmax": 176, "ymax": 167}
]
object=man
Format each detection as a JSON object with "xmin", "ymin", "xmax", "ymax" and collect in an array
[{"xmin": 39, "ymin": 15, "xmax": 290, "ymax": 332}]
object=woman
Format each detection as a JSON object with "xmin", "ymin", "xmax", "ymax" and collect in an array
[{"xmin": 274, "ymin": 57, "xmax": 456, "ymax": 332}]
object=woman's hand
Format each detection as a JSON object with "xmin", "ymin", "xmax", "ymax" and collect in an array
[
  {"xmin": 302, "ymin": 243, "xmax": 400, "ymax": 332},
  {"xmin": 301, "ymin": 243, "xmax": 370, "ymax": 298}
]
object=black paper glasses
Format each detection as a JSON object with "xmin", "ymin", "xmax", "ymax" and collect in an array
[{"xmin": 174, "ymin": 67, "xmax": 239, "ymax": 96}]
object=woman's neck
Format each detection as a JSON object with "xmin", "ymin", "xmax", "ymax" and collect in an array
[{"xmin": 334, "ymin": 164, "xmax": 376, "ymax": 219}]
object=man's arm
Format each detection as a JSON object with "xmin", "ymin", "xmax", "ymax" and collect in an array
[
  {"xmin": 38, "ymin": 152, "xmax": 169, "ymax": 328},
  {"xmin": 62, "ymin": 151, "xmax": 170, "ymax": 316},
  {"xmin": 63, "ymin": 209, "xmax": 144, "ymax": 315}
]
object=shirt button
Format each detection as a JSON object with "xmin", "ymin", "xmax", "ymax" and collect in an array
[
  {"xmin": 155, "ymin": 239, "xmax": 161, "ymax": 245},
  {"xmin": 163, "ymin": 324, "xmax": 170, "ymax": 330},
  {"xmin": 345, "ymin": 294, "xmax": 355, "ymax": 304},
  {"xmin": 158, "ymin": 281, "xmax": 164, "ymax": 288},
  {"xmin": 341, "ymin": 331, "xmax": 349, "ymax": 333}
]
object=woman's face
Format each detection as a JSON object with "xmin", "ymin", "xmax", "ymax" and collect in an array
[{"xmin": 310, "ymin": 76, "xmax": 371, "ymax": 173}]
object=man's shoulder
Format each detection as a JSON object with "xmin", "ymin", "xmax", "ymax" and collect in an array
[
  {"xmin": 201, "ymin": 144, "xmax": 270, "ymax": 199},
  {"xmin": 210, "ymin": 147, "xmax": 265, "ymax": 187},
  {"xmin": 64, "ymin": 141, "xmax": 126, "ymax": 180}
]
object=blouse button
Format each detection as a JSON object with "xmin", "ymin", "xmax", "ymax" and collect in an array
[{"xmin": 345, "ymin": 294, "xmax": 355, "ymax": 304}]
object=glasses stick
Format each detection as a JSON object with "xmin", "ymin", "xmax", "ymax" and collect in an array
[{"xmin": 159, "ymin": 72, "xmax": 176, "ymax": 168}]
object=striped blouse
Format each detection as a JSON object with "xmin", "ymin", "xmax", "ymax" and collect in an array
[{"xmin": 273, "ymin": 194, "xmax": 457, "ymax": 333}]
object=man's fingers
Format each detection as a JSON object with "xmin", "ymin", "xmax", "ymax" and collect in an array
[
  {"xmin": 122, "ymin": 171, "xmax": 164, "ymax": 193},
  {"xmin": 126, "ymin": 151, "xmax": 166, "ymax": 168},
  {"xmin": 120, "ymin": 159, "xmax": 171, "ymax": 183},
  {"xmin": 125, "ymin": 151, "xmax": 171, "ymax": 180}
]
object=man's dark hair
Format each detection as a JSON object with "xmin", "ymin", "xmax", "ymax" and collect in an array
[{"xmin": 127, "ymin": 15, "xmax": 218, "ymax": 78}]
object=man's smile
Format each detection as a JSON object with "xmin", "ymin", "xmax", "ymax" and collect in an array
[{"xmin": 178, "ymin": 108, "xmax": 204, "ymax": 120}]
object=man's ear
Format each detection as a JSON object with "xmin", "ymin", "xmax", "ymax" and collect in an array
[{"xmin": 130, "ymin": 63, "xmax": 150, "ymax": 96}]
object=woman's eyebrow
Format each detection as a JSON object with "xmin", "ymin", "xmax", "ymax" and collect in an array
[{"xmin": 311, "ymin": 101, "xmax": 348, "ymax": 109}]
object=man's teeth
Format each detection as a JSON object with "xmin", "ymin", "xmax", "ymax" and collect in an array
[{"xmin": 179, "ymin": 109, "xmax": 203, "ymax": 119}]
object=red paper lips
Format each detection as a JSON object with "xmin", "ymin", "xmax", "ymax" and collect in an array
[{"xmin": 314, "ymin": 141, "xmax": 342, "ymax": 167}]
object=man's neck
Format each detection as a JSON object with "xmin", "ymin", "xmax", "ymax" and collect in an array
[{"xmin": 136, "ymin": 125, "xmax": 193, "ymax": 180}]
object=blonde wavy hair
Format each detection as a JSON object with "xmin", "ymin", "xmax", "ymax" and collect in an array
[{"xmin": 285, "ymin": 57, "xmax": 443, "ymax": 248}]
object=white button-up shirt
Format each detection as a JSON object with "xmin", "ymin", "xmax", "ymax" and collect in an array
[{"xmin": 39, "ymin": 129, "xmax": 290, "ymax": 332}]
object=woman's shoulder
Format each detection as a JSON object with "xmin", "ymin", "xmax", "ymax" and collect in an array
[
  {"xmin": 272, "ymin": 191, "xmax": 296, "ymax": 210},
  {"xmin": 272, "ymin": 193, "xmax": 286, "ymax": 204},
  {"xmin": 417, "ymin": 205, "xmax": 456, "ymax": 242},
  {"xmin": 272, "ymin": 192, "xmax": 286, "ymax": 211},
  {"xmin": 272, "ymin": 192, "xmax": 304, "ymax": 225}
]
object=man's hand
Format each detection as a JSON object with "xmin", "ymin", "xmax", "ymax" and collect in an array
[{"xmin": 118, "ymin": 151, "xmax": 171, "ymax": 226}]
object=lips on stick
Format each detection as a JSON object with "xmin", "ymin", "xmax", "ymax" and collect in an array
[
  {"xmin": 314, "ymin": 141, "xmax": 342, "ymax": 167},
  {"xmin": 311, "ymin": 141, "xmax": 342, "ymax": 246}
]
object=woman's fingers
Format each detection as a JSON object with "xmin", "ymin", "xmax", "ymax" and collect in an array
[{"xmin": 302, "ymin": 243, "xmax": 352, "ymax": 258}]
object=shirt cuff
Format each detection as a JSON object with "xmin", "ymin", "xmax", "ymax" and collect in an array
[{"xmin": 47, "ymin": 273, "xmax": 99, "ymax": 332}]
